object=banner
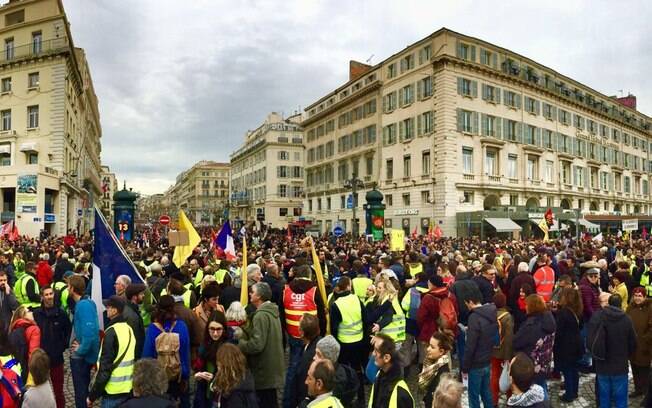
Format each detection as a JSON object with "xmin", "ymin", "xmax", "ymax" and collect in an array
[
  {"xmin": 16, "ymin": 174, "xmax": 37, "ymax": 213},
  {"xmin": 622, "ymin": 219, "xmax": 638, "ymax": 232},
  {"xmin": 390, "ymin": 229, "xmax": 405, "ymax": 251}
]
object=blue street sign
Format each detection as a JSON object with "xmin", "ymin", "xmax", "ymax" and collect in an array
[
  {"xmin": 77, "ymin": 209, "xmax": 82, "ymax": 217},
  {"xmin": 333, "ymin": 225, "xmax": 344, "ymax": 237},
  {"xmin": 346, "ymin": 194, "xmax": 353, "ymax": 209}
]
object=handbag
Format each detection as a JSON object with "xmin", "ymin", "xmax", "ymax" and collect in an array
[{"xmin": 499, "ymin": 360, "xmax": 511, "ymax": 393}]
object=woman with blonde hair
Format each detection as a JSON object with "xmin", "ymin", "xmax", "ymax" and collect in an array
[
  {"xmin": 9, "ymin": 305, "xmax": 41, "ymax": 383},
  {"xmin": 210, "ymin": 343, "xmax": 257, "ymax": 407},
  {"xmin": 432, "ymin": 373, "xmax": 464, "ymax": 408},
  {"xmin": 366, "ymin": 275, "xmax": 406, "ymax": 349}
]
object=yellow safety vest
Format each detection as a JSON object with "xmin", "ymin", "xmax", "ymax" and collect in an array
[
  {"xmin": 215, "ymin": 269, "xmax": 228, "ymax": 284},
  {"xmin": 368, "ymin": 378, "xmax": 414, "ymax": 408},
  {"xmin": 310, "ymin": 394, "xmax": 345, "ymax": 408},
  {"xmin": 13, "ymin": 274, "xmax": 40, "ymax": 309},
  {"xmin": 160, "ymin": 288, "xmax": 192, "ymax": 309},
  {"xmin": 53, "ymin": 281, "xmax": 69, "ymax": 312},
  {"xmin": 100, "ymin": 322, "xmax": 135, "ymax": 395},
  {"xmin": 640, "ymin": 264, "xmax": 652, "ymax": 297},
  {"xmin": 400, "ymin": 286, "xmax": 428, "ymax": 320},
  {"xmin": 334, "ymin": 294, "xmax": 363, "ymax": 343},
  {"xmin": 352, "ymin": 277, "xmax": 373, "ymax": 302},
  {"xmin": 193, "ymin": 268, "xmax": 204, "ymax": 288},
  {"xmin": 408, "ymin": 263, "xmax": 423, "ymax": 277},
  {"xmin": 381, "ymin": 298, "xmax": 406, "ymax": 342}
]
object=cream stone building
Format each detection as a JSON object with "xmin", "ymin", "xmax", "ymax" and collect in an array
[
  {"xmin": 99, "ymin": 165, "xmax": 116, "ymax": 224},
  {"xmin": 230, "ymin": 112, "xmax": 303, "ymax": 228},
  {"xmin": 163, "ymin": 160, "xmax": 230, "ymax": 225},
  {"xmin": 302, "ymin": 28, "xmax": 651, "ymax": 237},
  {"xmin": 0, "ymin": 0, "xmax": 102, "ymax": 237}
]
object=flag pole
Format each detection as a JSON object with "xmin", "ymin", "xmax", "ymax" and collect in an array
[
  {"xmin": 240, "ymin": 232, "xmax": 248, "ymax": 306},
  {"xmin": 307, "ymin": 236, "xmax": 330, "ymax": 334}
]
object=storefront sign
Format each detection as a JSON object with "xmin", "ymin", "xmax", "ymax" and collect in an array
[{"xmin": 393, "ymin": 208, "xmax": 419, "ymax": 216}]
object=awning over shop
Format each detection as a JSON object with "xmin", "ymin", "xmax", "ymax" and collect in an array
[
  {"xmin": 578, "ymin": 218, "xmax": 600, "ymax": 231},
  {"xmin": 0, "ymin": 145, "xmax": 10, "ymax": 155},
  {"xmin": 485, "ymin": 217, "xmax": 522, "ymax": 232}
]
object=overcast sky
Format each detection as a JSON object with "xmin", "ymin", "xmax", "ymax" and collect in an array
[{"xmin": 62, "ymin": 0, "xmax": 651, "ymax": 195}]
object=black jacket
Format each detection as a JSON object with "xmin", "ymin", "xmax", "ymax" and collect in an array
[
  {"xmin": 513, "ymin": 311, "xmax": 556, "ymax": 356},
  {"xmin": 214, "ymin": 370, "xmax": 259, "ymax": 408},
  {"xmin": 450, "ymin": 272, "xmax": 480, "ymax": 324},
  {"xmin": 292, "ymin": 336, "xmax": 321, "ymax": 408},
  {"xmin": 423, "ymin": 363, "xmax": 450, "ymax": 408},
  {"xmin": 333, "ymin": 362, "xmax": 360, "ymax": 407},
  {"xmin": 463, "ymin": 303, "xmax": 498, "ymax": 372},
  {"xmin": 123, "ymin": 301, "xmax": 145, "ymax": 359},
  {"xmin": 371, "ymin": 362, "xmax": 413, "ymax": 408},
  {"xmin": 53, "ymin": 258, "xmax": 74, "ymax": 282},
  {"xmin": 0, "ymin": 290, "xmax": 18, "ymax": 323},
  {"xmin": 472, "ymin": 275, "xmax": 495, "ymax": 305},
  {"xmin": 119, "ymin": 395, "xmax": 175, "ymax": 408},
  {"xmin": 588, "ymin": 305, "xmax": 637, "ymax": 376},
  {"xmin": 33, "ymin": 304, "xmax": 71, "ymax": 366},
  {"xmin": 553, "ymin": 307, "xmax": 582, "ymax": 366},
  {"xmin": 88, "ymin": 316, "xmax": 132, "ymax": 401},
  {"xmin": 261, "ymin": 274, "xmax": 285, "ymax": 311}
]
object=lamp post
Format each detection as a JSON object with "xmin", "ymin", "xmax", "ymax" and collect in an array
[{"xmin": 344, "ymin": 175, "xmax": 365, "ymax": 239}]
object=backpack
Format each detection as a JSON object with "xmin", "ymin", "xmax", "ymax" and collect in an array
[
  {"xmin": 154, "ymin": 322, "xmax": 181, "ymax": 381},
  {"xmin": 437, "ymin": 293, "xmax": 458, "ymax": 334},
  {"xmin": 494, "ymin": 311, "xmax": 510, "ymax": 350},
  {"xmin": 333, "ymin": 363, "xmax": 359, "ymax": 407},
  {"xmin": 0, "ymin": 361, "xmax": 23, "ymax": 408},
  {"xmin": 589, "ymin": 316, "xmax": 608, "ymax": 361},
  {"xmin": 530, "ymin": 333, "xmax": 555, "ymax": 375},
  {"xmin": 7, "ymin": 328, "xmax": 27, "ymax": 383}
]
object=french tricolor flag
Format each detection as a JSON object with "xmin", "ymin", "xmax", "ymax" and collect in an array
[{"xmin": 214, "ymin": 221, "xmax": 236, "ymax": 261}]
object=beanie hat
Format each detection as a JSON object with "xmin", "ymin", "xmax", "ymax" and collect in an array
[{"xmin": 316, "ymin": 335, "xmax": 340, "ymax": 362}]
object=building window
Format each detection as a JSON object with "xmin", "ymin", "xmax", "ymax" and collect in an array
[
  {"xmin": 421, "ymin": 190, "xmax": 430, "ymax": 204},
  {"xmin": 561, "ymin": 162, "xmax": 570, "ymax": 184},
  {"xmin": 387, "ymin": 63, "xmax": 397, "ymax": 79},
  {"xmin": 277, "ymin": 166, "xmax": 288, "ymax": 178},
  {"xmin": 545, "ymin": 161, "xmax": 554, "ymax": 183},
  {"xmin": 399, "ymin": 84, "xmax": 414, "ymax": 106},
  {"xmin": 1, "ymin": 77, "xmax": 10, "ymax": 93},
  {"xmin": 386, "ymin": 194, "xmax": 393, "ymax": 207},
  {"xmin": 485, "ymin": 148, "xmax": 498, "ymax": 176},
  {"xmin": 547, "ymin": 197, "xmax": 554, "ymax": 207},
  {"xmin": 625, "ymin": 176, "xmax": 631, "ymax": 193},
  {"xmin": 421, "ymin": 151, "xmax": 430, "ymax": 175},
  {"xmin": 366, "ymin": 156, "xmax": 373, "ymax": 176},
  {"xmin": 4, "ymin": 38, "xmax": 14, "ymax": 60},
  {"xmin": 507, "ymin": 154, "xmax": 517, "ymax": 179},
  {"xmin": 402, "ymin": 193, "xmax": 410, "ymax": 206},
  {"xmin": 457, "ymin": 42, "xmax": 475, "ymax": 61},
  {"xmin": 600, "ymin": 172, "xmax": 608, "ymax": 190},
  {"xmin": 419, "ymin": 76, "xmax": 433, "ymax": 99},
  {"xmin": 504, "ymin": 91, "xmax": 521, "ymax": 108},
  {"xmin": 574, "ymin": 166, "xmax": 585, "ymax": 187},
  {"xmin": 386, "ymin": 159, "xmax": 393, "ymax": 180},
  {"xmin": 340, "ymin": 195, "xmax": 345, "ymax": 209},
  {"xmin": 403, "ymin": 155, "xmax": 411, "ymax": 178},
  {"xmin": 457, "ymin": 78, "xmax": 477, "ymax": 97},
  {"xmin": 28, "ymin": 72, "xmax": 39, "ymax": 88},
  {"xmin": 458, "ymin": 109, "xmax": 474, "ymax": 133},
  {"xmin": 463, "ymin": 191, "xmax": 474, "ymax": 204},
  {"xmin": 527, "ymin": 156, "xmax": 538, "ymax": 180},
  {"xmin": 278, "ymin": 151, "xmax": 289, "ymax": 160},
  {"xmin": 462, "ymin": 147, "xmax": 473, "ymax": 174},
  {"xmin": 1, "ymin": 110, "xmax": 10, "ymax": 131},
  {"xmin": 383, "ymin": 123, "xmax": 397, "ymax": 145},
  {"xmin": 419, "ymin": 45, "xmax": 431, "ymax": 64},
  {"xmin": 26, "ymin": 152, "xmax": 37, "ymax": 165},
  {"xmin": 27, "ymin": 105, "xmax": 39, "ymax": 128},
  {"xmin": 542, "ymin": 130, "xmax": 553, "ymax": 149},
  {"xmin": 509, "ymin": 194, "xmax": 518, "ymax": 206},
  {"xmin": 400, "ymin": 54, "xmax": 414, "ymax": 73},
  {"xmin": 317, "ymin": 198, "xmax": 322, "ymax": 211},
  {"xmin": 31, "ymin": 31, "xmax": 42, "ymax": 54},
  {"xmin": 0, "ymin": 145, "xmax": 9, "ymax": 166},
  {"xmin": 399, "ymin": 118, "xmax": 414, "ymax": 141},
  {"xmin": 419, "ymin": 111, "xmax": 434, "ymax": 135},
  {"xmin": 279, "ymin": 208, "xmax": 288, "ymax": 216},
  {"xmin": 278, "ymin": 184, "xmax": 287, "ymax": 198}
]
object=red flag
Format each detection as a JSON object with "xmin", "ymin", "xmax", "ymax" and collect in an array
[
  {"xmin": 643, "ymin": 227, "xmax": 649, "ymax": 240},
  {"xmin": 287, "ymin": 227, "xmax": 292, "ymax": 242},
  {"xmin": 9, "ymin": 221, "xmax": 18, "ymax": 241},
  {"xmin": 544, "ymin": 208, "xmax": 554, "ymax": 227},
  {"xmin": 434, "ymin": 225, "xmax": 442, "ymax": 239},
  {"xmin": 412, "ymin": 225, "xmax": 418, "ymax": 239}
]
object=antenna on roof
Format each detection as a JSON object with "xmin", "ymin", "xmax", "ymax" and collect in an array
[
  {"xmin": 618, "ymin": 89, "xmax": 624, "ymax": 97},
  {"xmin": 366, "ymin": 54, "xmax": 374, "ymax": 64}
]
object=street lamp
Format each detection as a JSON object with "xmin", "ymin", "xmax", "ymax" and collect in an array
[{"xmin": 344, "ymin": 175, "xmax": 365, "ymax": 239}]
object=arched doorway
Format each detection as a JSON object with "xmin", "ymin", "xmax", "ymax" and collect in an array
[
  {"xmin": 590, "ymin": 201, "xmax": 598, "ymax": 211},
  {"xmin": 560, "ymin": 199, "xmax": 571, "ymax": 210},
  {"xmin": 525, "ymin": 197, "xmax": 539, "ymax": 209},
  {"xmin": 483, "ymin": 194, "xmax": 500, "ymax": 210}
]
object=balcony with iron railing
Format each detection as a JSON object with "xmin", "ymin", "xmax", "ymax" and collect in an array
[{"xmin": 0, "ymin": 37, "xmax": 69, "ymax": 67}]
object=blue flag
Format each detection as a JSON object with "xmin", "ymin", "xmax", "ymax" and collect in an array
[
  {"xmin": 214, "ymin": 220, "xmax": 236, "ymax": 260},
  {"xmin": 92, "ymin": 208, "xmax": 144, "ymax": 301}
]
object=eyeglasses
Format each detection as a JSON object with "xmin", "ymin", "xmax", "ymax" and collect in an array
[{"xmin": 208, "ymin": 327, "xmax": 224, "ymax": 332}]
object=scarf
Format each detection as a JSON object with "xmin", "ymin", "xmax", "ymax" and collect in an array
[{"xmin": 418, "ymin": 353, "xmax": 450, "ymax": 392}]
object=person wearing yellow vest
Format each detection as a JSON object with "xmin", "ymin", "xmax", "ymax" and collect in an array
[
  {"xmin": 282, "ymin": 264, "xmax": 327, "ymax": 408},
  {"xmin": 14, "ymin": 261, "xmax": 40, "ymax": 309},
  {"xmin": 369, "ymin": 333, "xmax": 414, "ymax": 408},
  {"xmin": 160, "ymin": 273, "xmax": 197, "ymax": 309},
  {"xmin": 189, "ymin": 259, "xmax": 205, "ymax": 289},
  {"xmin": 214, "ymin": 260, "xmax": 231, "ymax": 285},
  {"xmin": 87, "ymin": 295, "xmax": 136, "ymax": 407},
  {"xmin": 305, "ymin": 359, "xmax": 345, "ymax": 408},
  {"xmin": 407, "ymin": 252, "xmax": 423, "ymax": 279},
  {"xmin": 369, "ymin": 276, "xmax": 406, "ymax": 345},
  {"xmin": 351, "ymin": 261, "xmax": 373, "ymax": 303},
  {"xmin": 329, "ymin": 276, "xmax": 367, "ymax": 407}
]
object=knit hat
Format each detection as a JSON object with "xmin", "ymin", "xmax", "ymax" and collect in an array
[
  {"xmin": 633, "ymin": 287, "xmax": 646, "ymax": 297},
  {"xmin": 316, "ymin": 335, "xmax": 340, "ymax": 362}
]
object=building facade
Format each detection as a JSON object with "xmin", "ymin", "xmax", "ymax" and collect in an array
[
  {"xmin": 302, "ymin": 28, "xmax": 651, "ymax": 237},
  {"xmin": 230, "ymin": 112, "xmax": 304, "ymax": 228},
  {"xmin": 0, "ymin": 0, "xmax": 103, "ymax": 237},
  {"xmin": 99, "ymin": 165, "xmax": 116, "ymax": 225},
  {"xmin": 163, "ymin": 160, "xmax": 230, "ymax": 225}
]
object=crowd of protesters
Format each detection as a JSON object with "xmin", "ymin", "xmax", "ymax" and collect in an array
[{"xmin": 0, "ymin": 227, "xmax": 652, "ymax": 408}]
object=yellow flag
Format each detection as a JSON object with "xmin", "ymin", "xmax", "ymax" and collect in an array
[
  {"xmin": 240, "ymin": 232, "xmax": 248, "ymax": 306},
  {"xmin": 308, "ymin": 237, "xmax": 330, "ymax": 334},
  {"xmin": 390, "ymin": 229, "xmax": 405, "ymax": 251},
  {"xmin": 172, "ymin": 210, "xmax": 201, "ymax": 268},
  {"xmin": 538, "ymin": 218, "xmax": 549, "ymax": 242}
]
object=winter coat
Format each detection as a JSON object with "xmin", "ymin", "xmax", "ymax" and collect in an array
[
  {"xmin": 35, "ymin": 261, "xmax": 53, "ymax": 288},
  {"xmin": 22, "ymin": 381, "xmax": 56, "ymax": 408},
  {"xmin": 422, "ymin": 362, "xmax": 450, "ymax": 408},
  {"xmin": 626, "ymin": 300, "xmax": 652, "ymax": 366},
  {"xmin": 119, "ymin": 395, "xmax": 176, "ymax": 408},
  {"xmin": 142, "ymin": 318, "xmax": 192, "ymax": 379},
  {"xmin": 11, "ymin": 318, "xmax": 41, "ymax": 360},
  {"xmin": 33, "ymin": 304, "xmax": 71, "ymax": 366},
  {"xmin": 53, "ymin": 258, "xmax": 74, "ymax": 283},
  {"xmin": 513, "ymin": 311, "xmax": 556, "ymax": 356},
  {"xmin": 370, "ymin": 362, "xmax": 413, "ymax": 408},
  {"xmin": 0, "ymin": 289, "xmax": 18, "ymax": 323},
  {"xmin": 492, "ymin": 307, "xmax": 514, "ymax": 361},
  {"xmin": 472, "ymin": 275, "xmax": 495, "ymax": 304},
  {"xmin": 281, "ymin": 278, "xmax": 327, "ymax": 337},
  {"xmin": 553, "ymin": 307, "xmax": 582, "ymax": 366},
  {"xmin": 449, "ymin": 272, "xmax": 479, "ymax": 325},
  {"xmin": 578, "ymin": 276, "xmax": 600, "ymax": 322},
  {"xmin": 416, "ymin": 286, "xmax": 450, "ymax": 342},
  {"xmin": 88, "ymin": 316, "xmax": 131, "ymax": 401},
  {"xmin": 238, "ymin": 301, "xmax": 285, "ymax": 390},
  {"xmin": 292, "ymin": 336, "xmax": 321, "ymax": 408},
  {"xmin": 123, "ymin": 301, "xmax": 145, "ymax": 359},
  {"xmin": 462, "ymin": 303, "xmax": 498, "ymax": 372},
  {"xmin": 71, "ymin": 296, "xmax": 100, "ymax": 365},
  {"xmin": 213, "ymin": 370, "xmax": 259, "ymax": 408},
  {"xmin": 172, "ymin": 300, "xmax": 202, "ymax": 349},
  {"xmin": 588, "ymin": 305, "xmax": 637, "ymax": 376}
]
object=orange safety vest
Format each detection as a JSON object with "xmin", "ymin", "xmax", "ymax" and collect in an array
[
  {"xmin": 534, "ymin": 265, "xmax": 555, "ymax": 302},
  {"xmin": 283, "ymin": 285, "xmax": 318, "ymax": 339}
]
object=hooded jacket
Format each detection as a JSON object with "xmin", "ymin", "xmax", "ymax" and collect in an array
[
  {"xmin": 416, "ymin": 286, "xmax": 450, "ymax": 342},
  {"xmin": 513, "ymin": 311, "xmax": 556, "ymax": 356},
  {"xmin": 449, "ymin": 271, "xmax": 480, "ymax": 325},
  {"xmin": 506, "ymin": 384, "xmax": 550, "ymax": 407},
  {"xmin": 33, "ymin": 304, "xmax": 71, "ymax": 366},
  {"xmin": 238, "ymin": 301, "xmax": 285, "ymax": 390},
  {"xmin": 588, "ymin": 305, "xmax": 637, "ymax": 375},
  {"xmin": 214, "ymin": 370, "xmax": 258, "ymax": 408},
  {"xmin": 463, "ymin": 303, "xmax": 498, "ymax": 372}
]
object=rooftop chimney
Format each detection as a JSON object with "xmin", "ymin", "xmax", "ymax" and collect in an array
[
  {"xmin": 615, "ymin": 93, "xmax": 637, "ymax": 110},
  {"xmin": 349, "ymin": 60, "xmax": 372, "ymax": 82}
]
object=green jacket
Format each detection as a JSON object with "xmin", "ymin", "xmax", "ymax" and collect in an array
[{"xmin": 238, "ymin": 301, "xmax": 285, "ymax": 390}]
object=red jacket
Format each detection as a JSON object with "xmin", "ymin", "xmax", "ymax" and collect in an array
[
  {"xmin": 12, "ymin": 318, "xmax": 41, "ymax": 361},
  {"xmin": 36, "ymin": 260, "xmax": 53, "ymax": 288},
  {"xmin": 416, "ymin": 286, "xmax": 451, "ymax": 342}
]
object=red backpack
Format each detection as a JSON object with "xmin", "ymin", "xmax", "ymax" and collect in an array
[
  {"xmin": 437, "ymin": 293, "xmax": 459, "ymax": 335},
  {"xmin": 0, "ymin": 360, "xmax": 23, "ymax": 408}
]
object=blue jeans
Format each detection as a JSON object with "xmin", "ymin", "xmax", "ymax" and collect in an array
[
  {"xmin": 597, "ymin": 374, "xmax": 628, "ymax": 408},
  {"xmin": 282, "ymin": 336, "xmax": 304, "ymax": 408},
  {"xmin": 70, "ymin": 357, "xmax": 93, "ymax": 408},
  {"xmin": 456, "ymin": 329, "xmax": 466, "ymax": 369},
  {"xmin": 101, "ymin": 395, "xmax": 128, "ymax": 408},
  {"xmin": 558, "ymin": 363, "xmax": 579, "ymax": 399},
  {"xmin": 468, "ymin": 365, "xmax": 494, "ymax": 408},
  {"xmin": 579, "ymin": 325, "xmax": 592, "ymax": 368}
]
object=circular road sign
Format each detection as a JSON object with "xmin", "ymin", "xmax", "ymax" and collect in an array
[
  {"xmin": 333, "ymin": 225, "xmax": 344, "ymax": 237},
  {"xmin": 159, "ymin": 215, "xmax": 171, "ymax": 225}
]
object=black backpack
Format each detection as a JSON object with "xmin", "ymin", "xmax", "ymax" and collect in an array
[
  {"xmin": 7, "ymin": 327, "xmax": 27, "ymax": 383},
  {"xmin": 334, "ymin": 363, "xmax": 360, "ymax": 407},
  {"xmin": 588, "ymin": 315, "xmax": 607, "ymax": 361}
]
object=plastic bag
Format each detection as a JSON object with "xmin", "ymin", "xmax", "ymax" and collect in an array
[{"xmin": 499, "ymin": 360, "xmax": 511, "ymax": 393}]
